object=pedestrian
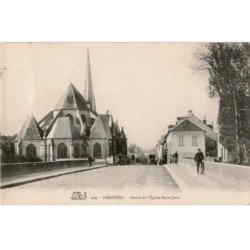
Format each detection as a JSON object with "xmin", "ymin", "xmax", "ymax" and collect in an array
[
  {"xmin": 173, "ymin": 151, "xmax": 178, "ymax": 164},
  {"xmin": 88, "ymin": 155, "xmax": 93, "ymax": 167},
  {"xmin": 194, "ymin": 148, "xmax": 205, "ymax": 175},
  {"xmin": 239, "ymin": 150, "xmax": 244, "ymax": 165},
  {"xmin": 118, "ymin": 153, "xmax": 122, "ymax": 165},
  {"xmin": 131, "ymin": 154, "xmax": 135, "ymax": 164}
]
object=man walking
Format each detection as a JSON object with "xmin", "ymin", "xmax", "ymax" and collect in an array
[
  {"xmin": 194, "ymin": 148, "xmax": 205, "ymax": 175},
  {"xmin": 131, "ymin": 154, "xmax": 135, "ymax": 164},
  {"xmin": 173, "ymin": 151, "xmax": 178, "ymax": 164},
  {"xmin": 88, "ymin": 155, "xmax": 93, "ymax": 167}
]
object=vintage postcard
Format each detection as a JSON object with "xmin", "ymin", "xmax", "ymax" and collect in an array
[{"xmin": 0, "ymin": 43, "xmax": 249, "ymax": 204}]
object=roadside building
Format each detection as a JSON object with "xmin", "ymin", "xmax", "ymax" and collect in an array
[{"xmin": 161, "ymin": 110, "xmax": 218, "ymax": 161}]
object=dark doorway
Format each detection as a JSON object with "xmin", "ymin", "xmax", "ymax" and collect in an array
[
  {"xmin": 74, "ymin": 143, "xmax": 81, "ymax": 158},
  {"xmin": 26, "ymin": 144, "xmax": 37, "ymax": 159},
  {"xmin": 57, "ymin": 143, "xmax": 68, "ymax": 159},
  {"xmin": 93, "ymin": 143, "xmax": 102, "ymax": 158}
]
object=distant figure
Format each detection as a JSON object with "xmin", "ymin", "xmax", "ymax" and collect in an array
[
  {"xmin": 173, "ymin": 151, "xmax": 178, "ymax": 164},
  {"xmin": 239, "ymin": 151, "xmax": 244, "ymax": 165},
  {"xmin": 126, "ymin": 155, "xmax": 130, "ymax": 165},
  {"xmin": 131, "ymin": 154, "xmax": 135, "ymax": 164},
  {"xmin": 194, "ymin": 148, "xmax": 205, "ymax": 175},
  {"xmin": 115, "ymin": 155, "xmax": 119, "ymax": 165},
  {"xmin": 88, "ymin": 155, "xmax": 93, "ymax": 167},
  {"xmin": 118, "ymin": 154, "xmax": 123, "ymax": 165}
]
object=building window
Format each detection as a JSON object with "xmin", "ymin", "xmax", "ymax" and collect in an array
[
  {"xmin": 57, "ymin": 143, "xmax": 68, "ymax": 159},
  {"xmin": 192, "ymin": 136, "xmax": 198, "ymax": 146},
  {"xmin": 93, "ymin": 143, "xmax": 102, "ymax": 158},
  {"xmin": 26, "ymin": 144, "xmax": 37, "ymax": 159},
  {"xmin": 209, "ymin": 141, "xmax": 214, "ymax": 149},
  {"xmin": 74, "ymin": 143, "xmax": 81, "ymax": 158},
  {"xmin": 81, "ymin": 114, "xmax": 86, "ymax": 124},
  {"xmin": 178, "ymin": 136, "xmax": 184, "ymax": 146},
  {"xmin": 66, "ymin": 113, "xmax": 73, "ymax": 123},
  {"xmin": 75, "ymin": 117, "xmax": 80, "ymax": 125},
  {"xmin": 82, "ymin": 143, "xmax": 88, "ymax": 157}
]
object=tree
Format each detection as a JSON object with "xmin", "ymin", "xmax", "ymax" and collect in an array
[{"xmin": 195, "ymin": 43, "xmax": 250, "ymax": 163}]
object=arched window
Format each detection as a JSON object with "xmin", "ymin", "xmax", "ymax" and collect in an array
[
  {"xmin": 66, "ymin": 113, "xmax": 73, "ymax": 123},
  {"xmin": 93, "ymin": 143, "xmax": 102, "ymax": 158},
  {"xmin": 81, "ymin": 114, "xmax": 86, "ymax": 124},
  {"xmin": 75, "ymin": 117, "xmax": 80, "ymax": 125},
  {"xmin": 82, "ymin": 143, "xmax": 88, "ymax": 157},
  {"xmin": 26, "ymin": 144, "xmax": 37, "ymax": 159},
  {"xmin": 57, "ymin": 143, "xmax": 68, "ymax": 159},
  {"xmin": 74, "ymin": 143, "xmax": 80, "ymax": 158}
]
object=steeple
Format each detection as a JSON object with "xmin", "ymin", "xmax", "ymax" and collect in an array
[{"xmin": 84, "ymin": 49, "xmax": 96, "ymax": 112}]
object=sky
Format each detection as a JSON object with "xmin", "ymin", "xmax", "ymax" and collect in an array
[{"xmin": 1, "ymin": 43, "xmax": 219, "ymax": 149}]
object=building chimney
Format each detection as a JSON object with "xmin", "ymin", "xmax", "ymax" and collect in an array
[
  {"xmin": 105, "ymin": 110, "xmax": 110, "ymax": 121},
  {"xmin": 188, "ymin": 109, "xmax": 193, "ymax": 117},
  {"xmin": 207, "ymin": 122, "xmax": 214, "ymax": 130},
  {"xmin": 203, "ymin": 116, "xmax": 207, "ymax": 124}
]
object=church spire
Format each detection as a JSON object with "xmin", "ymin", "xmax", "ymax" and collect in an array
[{"xmin": 84, "ymin": 48, "xmax": 96, "ymax": 112}]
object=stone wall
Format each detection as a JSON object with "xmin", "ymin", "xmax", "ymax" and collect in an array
[{"xmin": 1, "ymin": 159, "xmax": 89, "ymax": 179}]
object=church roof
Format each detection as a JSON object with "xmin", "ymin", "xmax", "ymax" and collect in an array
[
  {"xmin": 15, "ymin": 116, "xmax": 43, "ymax": 140},
  {"xmin": 54, "ymin": 83, "xmax": 91, "ymax": 111},
  {"xmin": 47, "ymin": 117, "xmax": 82, "ymax": 139},
  {"xmin": 88, "ymin": 115, "xmax": 112, "ymax": 139}
]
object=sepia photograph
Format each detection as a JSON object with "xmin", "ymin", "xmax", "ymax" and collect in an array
[{"xmin": 0, "ymin": 42, "xmax": 249, "ymax": 204}]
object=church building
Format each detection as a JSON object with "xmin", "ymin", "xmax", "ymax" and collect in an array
[{"xmin": 14, "ymin": 51, "xmax": 127, "ymax": 161}]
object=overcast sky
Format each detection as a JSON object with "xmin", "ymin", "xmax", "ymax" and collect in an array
[{"xmin": 1, "ymin": 43, "xmax": 218, "ymax": 149}]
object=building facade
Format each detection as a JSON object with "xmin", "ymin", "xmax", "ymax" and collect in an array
[
  {"xmin": 14, "ymin": 51, "xmax": 127, "ymax": 162},
  {"xmin": 160, "ymin": 110, "xmax": 218, "ymax": 162}
]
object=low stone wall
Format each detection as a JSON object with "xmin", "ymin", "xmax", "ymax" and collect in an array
[
  {"xmin": 0, "ymin": 159, "xmax": 92, "ymax": 179},
  {"xmin": 179, "ymin": 158, "xmax": 250, "ymax": 185}
]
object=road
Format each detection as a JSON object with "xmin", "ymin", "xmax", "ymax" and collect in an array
[
  {"xmin": 1, "ymin": 164, "xmax": 179, "ymax": 204},
  {"xmin": 2, "ymin": 163, "xmax": 249, "ymax": 204},
  {"xmin": 9, "ymin": 164, "xmax": 178, "ymax": 190}
]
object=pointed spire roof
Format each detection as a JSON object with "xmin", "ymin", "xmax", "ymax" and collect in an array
[
  {"xmin": 115, "ymin": 120, "xmax": 121, "ymax": 134},
  {"xmin": 47, "ymin": 117, "xmax": 81, "ymax": 139},
  {"xmin": 88, "ymin": 115, "xmax": 112, "ymax": 139},
  {"xmin": 84, "ymin": 49, "xmax": 96, "ymax": 112},
  {"xmin": 15, "ymin": 116, "xmax": 43, "ymax": 140},
  {"xmin": 54, "ymin": 83, "xmax": 90, "ymax": 111},
  {"xmin": 120, "ymin": 126, "xmax": 126, "ymax": 139}
]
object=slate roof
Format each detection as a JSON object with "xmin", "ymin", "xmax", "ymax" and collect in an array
[
  {"xmin": 47, "ymin": 117, "xmax": 82, "ymax": 139},
  {"xmin": 167, "ymin": 112, "xmax": 217, "ymax": 141},
  {"xmin": 54, "ymin": 83, "xmax": 91, "ymax": 111},
  {"xmin": 172, "ymin": 119, "xmax": 203, "ymax": 132},
  {"xmin": 188, "ymin": 114, "xmax": 217, "ymax": 141},
  {"xmin": 88, "ymin": 115, "xmax": 112, "ymax": 139},
  {"xmin": 15, "ymin": 116, "xmax": 43, "ymax": 141}
]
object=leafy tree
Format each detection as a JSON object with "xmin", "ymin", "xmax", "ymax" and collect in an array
[{"xmin": 195, "ymin": 43, "xmax": 250, "ymax": 163}]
